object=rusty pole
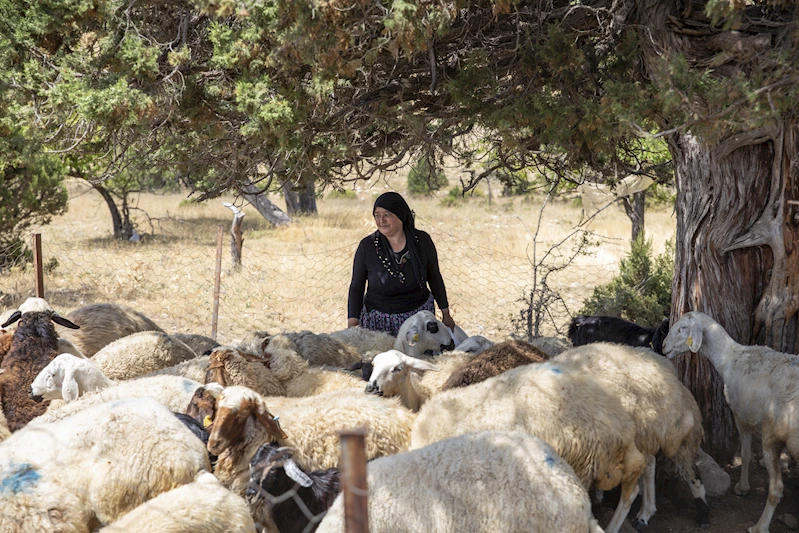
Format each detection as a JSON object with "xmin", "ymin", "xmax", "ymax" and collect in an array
[
  {"xmin": 339, "ymin": 428, "xmax": 369, "ymax": 533},
  {"xmin": 211, "ymin": 225, "xmax": 223, "ymax": 340},
  {"xmin": 32, "ymin": 234, "xmax": 44, "ymax": 298}
]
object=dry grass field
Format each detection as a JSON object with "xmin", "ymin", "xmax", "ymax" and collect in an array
[{"xmin": 3, "ymin": 174, "xmax": 676, "ymax": 345}]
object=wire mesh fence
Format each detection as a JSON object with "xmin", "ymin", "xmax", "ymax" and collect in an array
[{"xmin": 0, "ymin": 225, "xmax": 622, "ymax": 344}]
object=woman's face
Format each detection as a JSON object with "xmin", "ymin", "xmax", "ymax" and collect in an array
[{"xmin": 374, "ymin": 207, "xmax": 403, "ymax": 238}]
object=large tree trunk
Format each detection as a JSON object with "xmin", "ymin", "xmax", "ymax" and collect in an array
[
  {"xmin": 283, "ymin": 176, "xmax": 317, "ymax": 215},
  {"xmin": 669, "ymin": 125, "xmax": 799, "ymax": 464},
  {"xmin": 621, "ymin": 190, "xmax": 645, "ymax": 244}
]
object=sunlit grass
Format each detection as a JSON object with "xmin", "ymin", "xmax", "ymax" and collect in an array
[{"xmin": 5, "ymin": 175, "xmax": 677, "ymax": 344}]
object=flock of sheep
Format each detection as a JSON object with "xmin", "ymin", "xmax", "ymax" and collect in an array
[{"xmin": 0, "ymin": 297, "xmax": 796, "ymax": 533}]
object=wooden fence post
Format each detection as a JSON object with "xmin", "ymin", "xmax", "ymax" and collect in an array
[
  {"xmin": 211, "ymin": 225, "xmax": 223, "ymax": 340},
  {"xmin": 339, "ymin": 428, "xmax": 369, "ymax": 533},
  {"xmin": 32, "ymin": 233, "xmax": 44, "ymax": 298}
]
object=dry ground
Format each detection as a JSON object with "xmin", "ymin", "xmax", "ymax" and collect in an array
[
  {"xmin": 595, "ymin": 460, "xmax": 799, "ymax": 533},
  {"xmin": 3, "ymin": 174, "xmax": 677, "ymax": 344}
]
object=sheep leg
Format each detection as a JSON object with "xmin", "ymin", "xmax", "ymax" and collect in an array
[
  {"xmin": 735, "ymin": 429, "xmax": 753, "ymax": 496},
  {"xmin": 748, "ymin": 443, "xmax": 784, "ymax": 533},
  {"xmin": 633, "ymin": 455, "xmax": 656, "ymax": 529},
  {"xmin": 688, "ymin": 462, "xmax": 711, "ymax": 528},
  {"xmin": 605, "ymin": 477, "xmax": 640, "ymax": 533}
]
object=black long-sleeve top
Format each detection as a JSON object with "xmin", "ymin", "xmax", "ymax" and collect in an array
[{"xmin": 348, "ymin": 230, "xmax": 449, "ymax": 317}]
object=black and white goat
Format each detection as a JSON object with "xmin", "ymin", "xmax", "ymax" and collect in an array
[
  {"xmin": 1, "ymin": 297, "xmax": 79, "ymax": 431},
  {"xmin": 246, "ymin": 443, "xmax": 340, "ymax": 533},
  {"xmin": 567, "ymin": 315, "xmax": 670, "ymax": 354}
]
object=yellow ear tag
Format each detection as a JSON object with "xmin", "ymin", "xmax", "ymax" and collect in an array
[
  {"xmin": 412, "ymin": 333, "xmax": 420, "ymax": 342},
  {"xmin": 686, "ymin": 336, "xmax": 693, "ymax": 348},
  {"xmin": 203, "ymin": 415, "xmax": 212, "ymax": 428}
]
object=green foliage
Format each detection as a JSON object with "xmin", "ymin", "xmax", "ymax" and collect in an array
[
  {"xmin": 579, "ymin": 235, "xmax": 674, "ymax": 326},
  {"xmin": 327, "ymin": 188, "xmax": 356, "ymax": 199},
  {"xmin": 0, "ymin": 126, "xmax": 68, "ymax": 267},
  {"xmin": 407, "ymin": 157, "xmax": 448, "ymax": 196}
]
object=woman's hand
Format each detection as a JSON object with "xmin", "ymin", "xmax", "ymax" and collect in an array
[
  {"xmin": 440, "ymin": 309, "xmax": 456, "ymax": 331},
  {"xmin": 347, "ymin": 317, "xmax": 360, "ymax": 328}
]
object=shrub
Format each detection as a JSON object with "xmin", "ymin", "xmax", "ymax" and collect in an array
[
  {"xmin": 578, "ymin": 234, "xmax": 673, "ymax": 327},
  {"xmin": 327, "ymin": 188, "xmax": 357, "ymax": 199},
  {"xmin": 407, "ymin": 157, "xmax": 448, "ymax": 196}
]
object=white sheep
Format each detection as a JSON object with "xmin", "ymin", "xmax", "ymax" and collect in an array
[
  {"xmin": 91, "ymin": 331, "xmax": 197, "ymax": 380},
  {"xmin": 208, "ymin": 346, "xmax": 362, "ymax": 398},
  {"xmin": 317, "ymin": 431, "xmax": 603, "ymax": 533},
  {"xmin": 98, "ymin": 471, "xmax": 256, "ymax": 533},
  {"xmin": 0, "ymin": 397, "xmax": 209, "ymax": 531},
  {"xmin": 266, "ymin": 331, "xmax": 363, "ymax": 367},
  {"xmin": 203, "ymin": 386, "xmax": 416, "ymax": 502},
  {"xmin": 365, "ymin": 350, "xmax": 477, "ymax": 411},
  {"xmin": 553, "ymin": 342, "xmax": 709, "ymax": 528},
  {"xmin": 30, "ymin": 353, "xmax": 112, "ymax": 403},
  {"xmin": 394, "ymin": 310, "xmax": 456, "ymax": 357},
  {"xmin": 529, "ymin": 335, "xmax": 572, "ymax": 357},
  {"xmin": 145, "ymin": 355, "xmax": 211, "ymax": 383},
  {"xmin": 32, "ymin": 374, "xmax": 203, "ymax": 424},
  {"xmin": 663, "ymin": 311, "xmax": 799, "ymax": 533},
  {"xmin": 327, "ymin": 326, "xmax": 396, "ymax": 355},
  {"xmin": 57, "ymin": 302, "xmax": 165, "ymax": 357},
  {"xmin": 411, "ymin": 361, "xmax": 645, "ymax": 533},
  {"xmin": 453, "ymin": 334, "xmax": 494, "ymax": 354}
]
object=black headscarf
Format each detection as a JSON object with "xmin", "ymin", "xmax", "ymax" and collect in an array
[{"xmin": 372, "ymin": 192, "xmax": 427, "ymax": 287}]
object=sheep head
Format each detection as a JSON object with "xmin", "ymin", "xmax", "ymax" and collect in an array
[
  {"xmin": 247, "ymin": 444, "xmax": 313, "ymax": 503},
  {"xmin": 2, "ymin": 297, "xmax": 80, "ymax": 330},
  {"xmin": 663, "ymin": 312, "xmax": 705, "ymax": 358},
  {"xmin": 399, "ymin": 311, "xmax": 456, "ymax": 354},
  {"xmin": 207, "ymin": 386, "xmax": 287, "ymax": 456},
  {"xmin": 365, "ymin": 350, "xmax": 439, "ymax": 397}
]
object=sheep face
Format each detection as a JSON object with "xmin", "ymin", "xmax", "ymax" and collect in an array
[
  {"xmin": 365, "ymin": 350, "xmax": 438, "ymax": 396},
  {"xmin": 662, "ymin": 312, "xmax": 704, "ymax": 358},
  {"xmin": 454, "ymin": 335, "xmax": 494, "ymax": 354},
  {"xmin": 401, "ymin": 311, "xmax": 456, "ymax": 353},
  {"xmin": 186, "ymin": 383, "xmax": 223, "ymax": 428},
  {"xmin": 207, "ymin": 387, "xmax": 287, "ymax": 456}
]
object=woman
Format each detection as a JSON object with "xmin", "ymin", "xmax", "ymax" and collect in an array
[{"xmin": 347, "ymin": 192, "xmax": 456, "ymax": 337}]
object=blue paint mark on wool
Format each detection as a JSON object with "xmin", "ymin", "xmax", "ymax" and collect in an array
[
  {"xmin": 550, "ymin": 366, "xmax": 562, "ymax": 374},
  {"xmin": 545, "ymin": 455, "xmax": 556, "ymax": 468},
  {"xmin": 0, "ymin": 463, "xmax": 40, "ymax": 494},
  {"xmin": 183, "ymin": 379, "xmax": 195, "ymax": 392}
]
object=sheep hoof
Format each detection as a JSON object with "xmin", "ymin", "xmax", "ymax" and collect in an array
[
  {"xmin": 734, "ymin": 483, "xmax": 749, "ymax": 496},
  {"xmin": 632, "ymin": 519, "xmax": 649, "ymax": 530}
]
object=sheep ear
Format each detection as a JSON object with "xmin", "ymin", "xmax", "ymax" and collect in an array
[
  {"xmin": 406, "ymin": 324, "xmax": 421, "ymax": 346},
  {"xmin": 52, "ymin": 313, "xmax": 80, "ymax": 329},
  {"xmin": 687, "ymin": 321, "xmax": 703, "ymax": 353},
  {"xmin": 254, "ymin": 397, "xmax": 288, "ymax": 440},
  {"xmin": 61, "ymin": 367, "xmax": 79, "ymax": 402},
  {"xmin": 1, "ymin": 311, "xmax": 21, "ymax": 328},
  {"xmin": 401, "ymin": 355, "xmax": 439, "ymax": 372},
  {"xmin": 284, "ymin": 458, "xmax": 313, "ymax": 487}
]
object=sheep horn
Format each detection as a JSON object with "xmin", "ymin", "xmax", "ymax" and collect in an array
[
  {"xmin": 284, "ymin": 458, "xmax": 313, "ymax": 488},
  {"xmin": 1, "ymin": 311, "xmax": 21, "ymax": 328}
]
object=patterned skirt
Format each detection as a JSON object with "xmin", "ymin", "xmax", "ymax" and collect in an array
[{"xmin": 359, "ymin": 293, "xmax": 435, "ymax": 337}]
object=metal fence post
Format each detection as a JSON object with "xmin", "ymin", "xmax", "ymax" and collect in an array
[
  {"xmin": 211, "ymin": 225, "xmax": 224, "ymax": 340},
  {"xmin": 32, "ymin": 233, "xmax": 44, "ymax": 298},
  {"xmin": 339, "ymin": 428, "xmax": 369, "ymax": 533}
]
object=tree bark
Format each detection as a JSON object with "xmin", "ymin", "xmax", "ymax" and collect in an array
[
  {"xmin": 240, "ymin": 184, "xmax": 292, "ymax": 226},
  {"xmin": 621, "ymin": 190, "xmax": 645, "ymax": 244},
  {"xmin": 669, "ymin": 125, "xmax": 799, "ymax": 464},
  {"xmin": 94, "ymin": 185, "xmax": 134, "ymax": 240},
  {"xmin": 283, "ymin": 176, "xmax": 317, "ymax": 215},
  {"xmin": 222, "ymin": 202, "xmax": 244, "ymax": 271}
]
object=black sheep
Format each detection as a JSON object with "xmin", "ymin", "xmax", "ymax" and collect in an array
[
  {"xmin": 173, "ymin": 411, "xmax": 219, "ymax": 468},
  {"xmin": 567, "ymin": 315, "xmax": 669, "ymax": 354},
  {"xmin": 0, "ymin": 298, "xmax": 79, "ymax": 431},
  {"xmin": 246, "ymin": 443, "xmax": 340, "ymax": 533}
]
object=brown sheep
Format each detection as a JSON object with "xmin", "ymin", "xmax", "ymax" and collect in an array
[
  {"xmin": 58, "ymin": 302, "xmax": 163, "ymax": 357},
  {"xmin": 0, "ymin": 329, "xmax": 12, "ymax": 365},
  {"xmin": 440, "ymin": 340, "xmax": 549, "ymax": 391},
  {"xmin": 0, "ymin": 298, "xmax": 80, "ymax": 431}
]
